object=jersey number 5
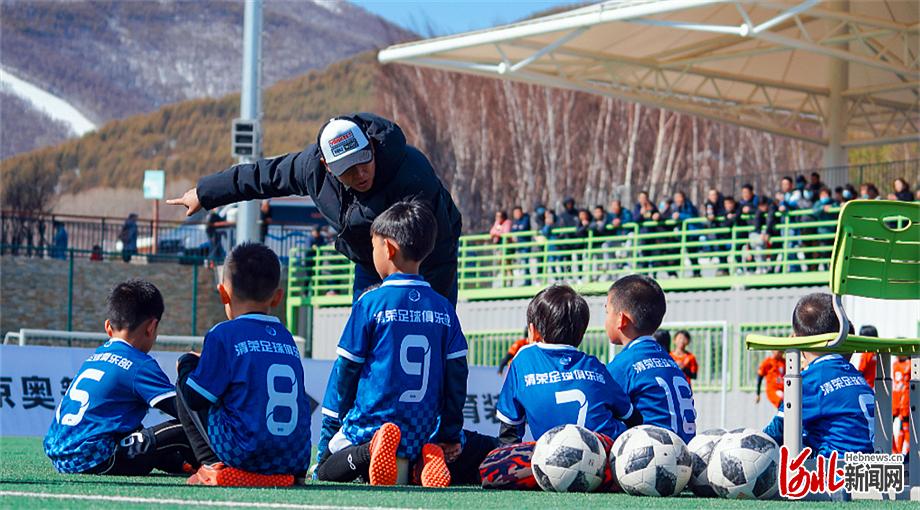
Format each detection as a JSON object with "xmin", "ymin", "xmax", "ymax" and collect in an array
[
  {"xmin": 399, "ymin": 335, "xmax": 431, "ymax": 403},
  {"xmin": 58, "ymin": 369, "xmax": 105, "ymax": 426}
]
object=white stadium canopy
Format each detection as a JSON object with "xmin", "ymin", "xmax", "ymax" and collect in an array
[{"xmin": 378, "ymin": 0, "xmax": 919, "ymax": 166}]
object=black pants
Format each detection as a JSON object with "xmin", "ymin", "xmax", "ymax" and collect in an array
[
  {"xmin": 175, "ymin": 354, "xmax": 220, "ymax": 466},
  {"xmin": 315, "ymin": 430, "xmax": 498, "ymax": 485},
  {"xmin": 84, "ymin": 420, "xmax": 194, "ymax": 476}
]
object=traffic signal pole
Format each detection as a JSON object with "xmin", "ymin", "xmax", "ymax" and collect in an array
[{"xmin": 235, "ymin": 0, "xmax": 262, "ymax": 245}]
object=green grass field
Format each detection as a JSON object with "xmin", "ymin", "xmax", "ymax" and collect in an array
[{"xmin": 0, "ymin": 437, "xmax": 910, "ymax": 509}]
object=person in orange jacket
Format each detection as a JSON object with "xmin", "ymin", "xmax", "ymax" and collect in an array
[{"xmin": 756, "ymin": 350, "xmax": 786, "ymax": 408}]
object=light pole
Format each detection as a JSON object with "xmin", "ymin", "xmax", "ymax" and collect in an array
[{"xmin": 234, "ymin": 0, "xmax": 263, "ymax": 245}]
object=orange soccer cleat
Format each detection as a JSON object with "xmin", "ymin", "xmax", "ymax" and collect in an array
[
  {"xmin": 368, "ymin": 422, "xmax": 401, "ymax": 486},
  {"xmin": 417, "ymin": 443, "xmax": 451, "ymax": 488},
  {"xmin": 187, "ymin": 462, "xmax": 294, "ymax": 487}
]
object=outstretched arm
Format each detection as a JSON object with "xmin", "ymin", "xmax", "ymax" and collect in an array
[{"xmin": 167, "ymin": 149, "xmax": 320, "ymax": 215}]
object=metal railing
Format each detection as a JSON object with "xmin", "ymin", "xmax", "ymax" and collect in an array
[
  {"xmin": 289, "ymin": 208, "xmax": 840, "ymax": 307},
  {"xmin": 0, "ymin": 211, "xmax": 323, "ymax": 265}
]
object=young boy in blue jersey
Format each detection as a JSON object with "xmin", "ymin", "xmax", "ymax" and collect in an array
[
  {"xmin": 44, "ymin": 280, "xmax": 194, "ymax": 475},
  {"xmin": 315, "ymin": 200, "xmax": 467, "ymax": 487},
  {"xmin": 604, "ymin": 275, "xmax": 698, "ymax": 443},
  {"xmin": 176, "ymin": 243, "xmax": 312, "ymax": 486},
  {"xmin": 496, "ymin": 284, "xmax": 640, "ymax": 444},
  {"xmin": 479, "ymin": 284, "xmax": 640, "ymax": 491},
  {"xmin": 762, "ymin": 293, "xmax": 874, "ymax": 456}
]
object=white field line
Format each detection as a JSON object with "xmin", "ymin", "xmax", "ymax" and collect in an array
[
  {"xmin": 0, "ymin": 491, "xmax": 417, "ymax": 510},
  {"xmin": 0, "ymin": 67, "xmax": 97, "ymax": 136}
]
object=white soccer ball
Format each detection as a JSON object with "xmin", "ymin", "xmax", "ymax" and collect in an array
[
  {"xmin": 612, "ymin": 425, "xmax": 692, "ymax": 497},
  {"xmin": 687, "ymin": 428, "xmax": 728, "ymax": 497},
  {"xmin": 532, "ymin": 424, "xmax": 606, "ymax": 492},
  {"xmin": 707, "ymin": 428, "xmax": 779, "ymax": 499}
]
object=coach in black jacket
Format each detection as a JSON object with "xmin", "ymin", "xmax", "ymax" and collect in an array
[{"xmin": 168, "ymin": 112, "xmax": 462, "ymax": 304}]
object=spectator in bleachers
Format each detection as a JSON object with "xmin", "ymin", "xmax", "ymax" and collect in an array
[
  {"xmin": 777, "ymin": 176, "xmax": 803, "ymax": 212},
  {"xmin": 668, "ymin": 191, "xmax": 700, "ymax": 277},
  {"xmin": 833, "ymin": 185, "xmax": 853, "ymax": 205},
  {"xmin": 747, "ymin": 198, "xmax": 780, "ymax": 273},
  {"xmin": 607, "ymin": 199, "xmax": 633, "ymax": 229},
  {"xmin": 557, "ymin": 197, "xmax": 579, "ymax": 228},
  {"xmin": 532, "ymin": 203, "xmax": 547, "ymax": 231},
  {"xmin": 633, "ymin": 191, "xmax": 660, "ymax": 269},
  {"xmin": 606, "ymin": 200, "xmax": 633, "ymax": 271},
  {"xmin": 808, "ymin": 172, "xmax": 823, "ymax": 195},
  {"xmin": 812, "ymin": 188, "xmax": 838, "ymax": 233},
  {"xmin": 796, "ymin": 175, "xmax": 814, "ymax": 209},
  {"xmin": 859, "ymin": 182, "xmax": 880, "ymax": 200},
  {"xmin": 889, "ymin": 178, "xmax": 913, "ymax": 201},
  {"xmin": 589, "ymin": 205, "xmax": 609, "ymax": 237},
  {"xmin": 739, "ymin": 184, "xmax": 759, "ymax": 215},
  {"xmin": 717, "ymin": 196, "xmax": 742, "ymax": 274},
  {"xmin": 510, "ymin": 206, "xmax": 530, "ymax": 234},
  {"xmin": 50, "ymin": 220, "xmax": 68, "ymax": 260},
  {"xmin": 490, "ymin": 210, "xmax": 512, "ymax": 244},
  {"xmin": 539, "ymin": 210, "xmax": 560, "ymax": 275},
  {"xmin": 90, "ymin": 244, "xmax": 103, "ymax": 262}
]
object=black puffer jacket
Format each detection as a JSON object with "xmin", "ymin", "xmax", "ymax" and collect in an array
[{"xmin": 197, "ymin": 112, "xmax": 462, "ymax": 271}]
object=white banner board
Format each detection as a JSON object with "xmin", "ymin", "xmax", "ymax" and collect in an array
[{"xmin": 0, "ymin": 345, "xmax": 512, "ymax": 441}]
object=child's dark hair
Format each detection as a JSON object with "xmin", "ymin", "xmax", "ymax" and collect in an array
[
  {"xmin": 607, "ymin": 274, "xmax": 666, "ymax": 335},
  {"xmin": 370, "ymin": 200, "xmax": 437, "ymax": 262},
  {"xmin": 106, "ymin": 279, "xmax": 164, "ymax": 331},
  {"xmin": 526, "ymin": 284, "xmax": 589, "ymax": 347},
  {"xmin": 653, "ymin": 329, "xmax": 671, "ymax": 351},
  {"xmin": 224, "ymin": 242, "xmax": 281, "ymax": 302},
  {"xmin": 792, "ymin": 293, "xmax": 852, "ymax": 336},
  {"xmin": 675, "ymin": 329, "xmax": 691, "ymax": 343},
  {"xmin": 859, "ymin": 325, "xmax": 878, "ymax": 337}
]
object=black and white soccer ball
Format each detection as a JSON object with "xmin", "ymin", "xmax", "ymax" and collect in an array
[
  {"xmin": 686, "ymin": 428, "xmax": 727, "ymax": 497},
  {"xmin": 612, "ymin": 425, "xmax": 692, "ymax": 497},
  {"xmin": 707, "ymin": 428, "xmax": 779, "ymax": 499},
  {"xmin": 531, "ymin": 424, "xmax": 606, "ymax": 492}
]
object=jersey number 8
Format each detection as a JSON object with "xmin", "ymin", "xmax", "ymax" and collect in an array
[{"xmin": 265, "ymin": 364, "xmax": 298, "ymax": 436}]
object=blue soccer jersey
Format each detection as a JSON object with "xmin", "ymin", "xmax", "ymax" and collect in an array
[
  {"xmin": 764, "ymin": 353, "xmax": 875, "ymax": 456},
  {"xmin": 496, "ymin": 343, "xmax": 634, "ymax": 440},
  {"xmin": 187, "ymin": 314, "xmax": 311, "ymax": 474},
  {"xmin": 44, "ymin": 338, "xmax": 175, "ymax": 473},
  {"xmin": 607, "ymin": 336, "xmax": 697, "ymax": 443},
  {"xmin": 322, "ymin": 273, "xmax": 468, "ymax": 460}
]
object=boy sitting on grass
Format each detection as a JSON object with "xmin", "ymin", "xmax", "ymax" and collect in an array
[
  {"xmin": 604, "ymin": 274, "xmax": 698, "ymax": 444},
  {"xmin": 480, "ymin": 284, "xmax": 641, "ymax": 490},
  {"xmin": 315, "ymin": 200, "xmax": 467, "ymax": 487},
  {"xmin": 177, "ymin": 243, "xmax": 312, "ymax": 486},
  {"xmin": 45, "ymin": 279, "xmax": 194, "ymax": 475},
  {"xmin": 762, "ymin": 293, "xmax": 874, "ymax": 456}
]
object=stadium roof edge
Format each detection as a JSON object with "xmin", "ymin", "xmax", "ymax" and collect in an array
[{"xmin": 377, "ymin": 0, "xmax": 920, "ymax": 165}]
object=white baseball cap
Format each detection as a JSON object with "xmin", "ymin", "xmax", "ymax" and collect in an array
[{"xmin": 318, "ymin": 118, "xmax": 372, "ymax": 177}]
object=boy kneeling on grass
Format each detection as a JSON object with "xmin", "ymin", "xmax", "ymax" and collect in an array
[
  {"xmin": 762, "ymin": 292, "xmax": 874, "ymax": 456},
  {"xmin": 45, "ymin": 280, "xmax": 195, "ymax": 475},
  {"xmin": 177, "ymin": 243, "xmax": 312, "ymax": 486},
  {"xmin": 315, "ymin": 200, "xmax": 467, "ymax": 487}
]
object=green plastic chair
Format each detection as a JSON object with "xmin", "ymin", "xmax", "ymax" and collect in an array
[
  {"xmin": 745, "ymin": 200, "xmax": 919, "ymax": 500},
  {"xmin": 746, "ymin": 199, "xmax": 920, "ymax": 354}
]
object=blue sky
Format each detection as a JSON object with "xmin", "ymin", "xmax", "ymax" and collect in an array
[{"xmin": 351, "ymin": 1, "xmax": 588, "ymax": 36}]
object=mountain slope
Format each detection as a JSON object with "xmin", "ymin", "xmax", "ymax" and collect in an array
[
  {"xmin": 0, "ymin": 52, "xmax": 379, "ymax": 219},
  {"xmin": 0, "ymin": 0, "xmax": 411, "ymax": 157}
]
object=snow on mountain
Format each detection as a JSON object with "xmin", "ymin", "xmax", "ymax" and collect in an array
[{"xmin": 0, "ymin": 67, "xmax": 97, "ymax": 137}]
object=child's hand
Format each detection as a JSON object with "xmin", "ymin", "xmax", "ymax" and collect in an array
[{"xmin": 438, "ymin": 442, "xmax": 462, "ymax": 463}]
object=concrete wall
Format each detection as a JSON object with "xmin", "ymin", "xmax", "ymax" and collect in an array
[{"xmin": 0, "ymin": 256, "xmax": 276, "ymax": 337}]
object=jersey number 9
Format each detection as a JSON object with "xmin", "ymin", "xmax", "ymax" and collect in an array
[{"xmin": 399, "ymin": 335, "xmax": 431, "ymax": 403}]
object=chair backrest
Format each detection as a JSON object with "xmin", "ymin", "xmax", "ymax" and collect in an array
[{"xmin": 830, "ymin": 200, "xmax": 920, "ymax": 300}]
